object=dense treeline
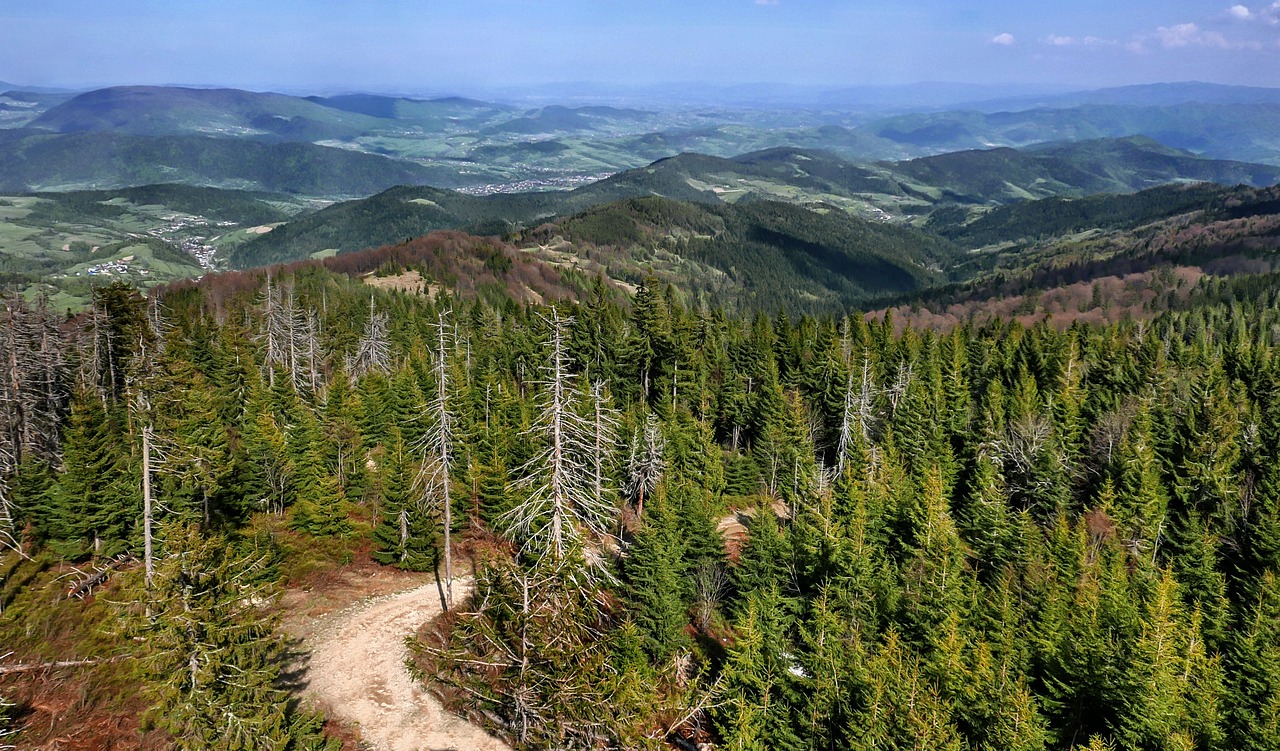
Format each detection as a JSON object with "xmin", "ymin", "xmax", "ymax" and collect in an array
[
  {"xmin": 555, "ymin": 196, "xmax": 956, "ymax": 313},
  {"xmin": 927, "ymin": 183, "xmax": 1226, "ymax": 249},
  {"xmin": 3, "ymin": 263, "xmax": 1280, "ymax": 750}
]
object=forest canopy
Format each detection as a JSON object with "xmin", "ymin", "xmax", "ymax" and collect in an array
[{"xmin": 2, "ymin": 261, "xmax": 1280, "ymax": 750}]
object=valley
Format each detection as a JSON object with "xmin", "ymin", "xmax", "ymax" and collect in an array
[{"xmin": 7, "ymin": 52, "xmax": 1280, "ymax": 751}]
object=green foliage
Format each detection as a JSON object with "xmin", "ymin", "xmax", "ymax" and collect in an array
[
  {"xmin": 17, "ymin": 251, "xmax": 1280, "ymax": 750},
  {"xmin": 0, "ymin": 128, "xmax": 444, "ymax": 196},
  {"xmin": 370, "ymin": 428, "xmax": 437, "ymax": 570},
  {"xmin": 137, "ymin": 523, "xmax": 336, "ymax": 751},
  {"xmin": 619, "ymin": 490, "xmax": 691, "ymax": 663}
]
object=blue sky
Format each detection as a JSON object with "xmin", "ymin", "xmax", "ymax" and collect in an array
[{"xmin": 2, "ymin": 1, "xmax": 1279, "ymax": 93}]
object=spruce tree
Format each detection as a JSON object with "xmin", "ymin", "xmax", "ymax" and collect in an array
[
  {"xmin": 138, "ymin": 523, "xmax": 335, "ymax": 751},
  {"xmin": 620, "ymin": 488, "xmax": 689, "ymax": 664},
  {"xmin": 1224, "ymin": 571, "xmax": 1280, "ymax": 751}
]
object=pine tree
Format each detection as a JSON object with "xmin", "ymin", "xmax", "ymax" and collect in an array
[
  {"xmin": 287, "ymin": 410, "xmax": 350, "ymax": 537},
  {"xmin": 44, "ymin": 389, "xmax": 134, "ymax": 557},
  {"xmin": 138, "ymin": 523, "xmax": 335, "ymax": 751},
  {"xmin": 620, "ymin": 489, "xmax": 689, "ymax": 663},
  {"xmin": 1224, "ymin": 571, "xmax": 1280, "ymax": 751},
  {"xmin": 371, "ymin": 427, "xmax": 436, "ymax": 570},
  {"xmin": 715, "ymin": 590, "xmax": 806, "ymax": 751}
]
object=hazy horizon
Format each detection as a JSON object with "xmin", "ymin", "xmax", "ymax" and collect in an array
[{"xmin": 4, "ymin": 1, "xmax": 1279, "ymax": 95}]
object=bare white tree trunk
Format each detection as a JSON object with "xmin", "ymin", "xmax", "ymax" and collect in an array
[
  {"xmin": 590, "ymin": 381, "xmax": 619, "ymax": 519},
  {"xmin": 502, "ymin": 310, "xmax": 614, "ymax": 570},
  {"xmin": 142, "ymin": 424, "xmax": 154, "ymax": 588},
  {"xmin": 435, "ymin": 315, "xmax": 453, "ymax": 610},
  {"xmin": 625, "ymin": 412, "xmax": 664, "ymax": 519},
  {"xmin": 415, "ymin": 313, "xmax": 457, "ymax": 609},
  {"xmin": 346, "ymin": 296, "xmax": 391, "ymax": 381}
]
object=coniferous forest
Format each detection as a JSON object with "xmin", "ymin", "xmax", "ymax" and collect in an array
[{"xmin": 4, "ymin": 257, "xmax": 1280, "ymax": 751}]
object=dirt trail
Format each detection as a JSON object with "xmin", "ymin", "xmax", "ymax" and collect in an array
[{"xmin": 298, "ymin": 578, "xmax": 512, "ymax": 751}]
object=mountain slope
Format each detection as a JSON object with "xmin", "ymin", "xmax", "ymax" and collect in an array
[
  {"xmin": 884, "ymin": 137, "xmax": 1280, "ymax": 204},
  {"xmin": 866, "ymin": 103, "xmax": 1280, "ymax": 164},
  {"xmin": 30, "ymin": 86, "xmax": 386, "ymax": 141},
  {"xmin": 0, "ymin": 129, "xmax": 464, "ymax": 196},
  {"xmin": 229, "ymin": 140, "xmax": 1280, "ymax": 266},
  {"xmin": 544, "ymin": 196, "xmax": 958, "ymax": 312},
  {"xmin": 305, "ymin": 94, "xmax": 515, "ymax": 132},
  {"xmin": 0, "ymin": 183, "xmax": 316, "ymax": 307},
  {"xmin": 925, "ymin": 182, "xmax": 1229, "ymax": 249}
]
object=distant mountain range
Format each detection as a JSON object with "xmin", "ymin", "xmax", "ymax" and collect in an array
[
  {"xmin": 865, "ymin": 102, "xmax": 1280, "ymax": 164},
  {"xmin": 7, "ymin": 79, "xmax": 1280, "ymax": 314},
  {"xmin": 7, "ymin": 82, "xmax": 1280, "ymax": 195},
  {"xmin": 0, "ymin": 129, "xmax": 470, "ymax": 195},
  {"xmin": 225, "ymin": 137, "xmax": 1280, "ymax": 267},
  {"xmin": 886, "ymin": 136, "xmax": 1280, "ymax": 203},
  {"xmin": 957, "ymin": 82, "xmax": 1280, "ymax": 113}
]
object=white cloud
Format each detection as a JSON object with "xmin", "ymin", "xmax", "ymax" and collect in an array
[
  {"xmin": 1157, "ymin": 22, "xmax": 1204, "ymax": 47},
  {"xmin": 1043, "ymin": 34, "xmax": 1113, "ymax": 47},
  {"xmin": 991, "ymin": 32, "xmax": 1016, "ymax": 46},
  {"xmin": 1155, "ymin": 22, "xmax": 1234, "ymax": 48},
  {"xmin": 1224, "ymin": 2, "xmax": 1280, "ymax": 23},
  {"xmin": 1126, "ymin": 21, "xmax": 1264, "ymax": 51}
]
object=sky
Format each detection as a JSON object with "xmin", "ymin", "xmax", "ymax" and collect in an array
[{"xmin": 3, "ymin": 1, "xmax": 1280, "ymax": 94}]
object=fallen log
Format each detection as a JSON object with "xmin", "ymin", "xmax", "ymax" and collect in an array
[
  {"xmin": 65, "ymin": 554, "xmax": 133, "ymax": 599},
  {"xmin": 0, "ymin": 655, "xmax": 129, "ymax": 676}
]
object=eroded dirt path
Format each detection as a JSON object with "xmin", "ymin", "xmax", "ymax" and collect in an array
[{"xmin": 297, "ymin": 578, "xmax": 512, "ymax": 751}]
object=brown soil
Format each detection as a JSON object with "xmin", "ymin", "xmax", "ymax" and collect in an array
[{"xmin": 288, "ymin": 576, "xmax": 511, "ymax": 751}]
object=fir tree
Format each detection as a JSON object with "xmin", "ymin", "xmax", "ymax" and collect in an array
[{"xmin": 138, "ymin": 523, "xmax": 335, "ymax": 751}]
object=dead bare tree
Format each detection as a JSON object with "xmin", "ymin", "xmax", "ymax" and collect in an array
[
  {"xmin": 589, "ymin": 380, "xmax": 620, "ymax": 524},
  {"xmin": 837, "ymin": 355, "xmax": 881, "ymax": 475},
  {"xmin": 0, "ymin": 294, "xmax": 67, "ymax": 471},
  {"xmin": 258, "ymin": 277, "xmax": 319, "ymax": 392},
  {"xmin": 886, "ymin": 359, "xmax": 911, "ymax": 418},
  {"xmin": 502, "ymin": 310, "xmax": 615, "ymax": 571},
  {"xmin": 691, "ymin": 561, "xmax": 728, "ymax": 631},
  {"xmin": 624, "ymin": 412, "xmax": 665, "ymax": 519},
  {"xmin": 415, "ymin": 312, "xmax": 457, "ymax": 609},
  {"xmin": 346, "ymin": 296, "xmax": 392, "ymax": 381}
]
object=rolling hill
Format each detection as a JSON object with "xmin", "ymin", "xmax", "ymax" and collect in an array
[
  {"xmin": 305, "ymin": 93, "xmax": 516, "ymax": 133},
  {"xmin": 924, "ymin": 182, "xmax": 1229, "ymax": 249},
  {"xmin": 884, "ymin": 136, "xmax": 1280, "ymax": 204},
  {"xmin": 540, "ymin": 195, "xmax": 959, "ymax": 312},
  {"xmin": 29, "ymin": 86, "xmax": 387, "ymax": 141},
  {"xmin": 0, "ymin": 183, "xmax": 314, "ymax": 308},
  {"xmin": 0, "ymin": 129, "xmax": 470, "ymax": 196},
  {"xmin": 0, "ymin": 89, "xmax": 75, "ymax": 127},
  {"xmin": 866, "ymin": 103, "xmax": 1280, "ymax": 164},
  {"xmin": 228, "ymin": 139, "xmax": 1280, "ymax": 266}
]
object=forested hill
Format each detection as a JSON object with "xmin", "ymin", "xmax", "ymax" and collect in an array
[
  {"xmin": 5, "ymin": 258, "xmax": 1280, "ymax": 748},
  {"xmin": 228, "ymin": 138, "xmax": 1280, "ymax": 269},
  {"xmin": 230, "ymin": 193, "xmax": 958, "ymax": 314},
  {"xmin": 884, "ymin": 136, "xmax": 1280, "ymax": 204},
  {"xmin": 546, "ymin": 196, "xmax": 958, "ymax": 312},
  {"xmin": 926, "ymin": 182, "xmax": 1229, "ymax": 249},
  {"xmin": 29, "ymin": 86, "xmax": 387, "ymax": 141},
  {"xmin": 0, "ymin": 128, "xmax": 462, "ymax": 195}
]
